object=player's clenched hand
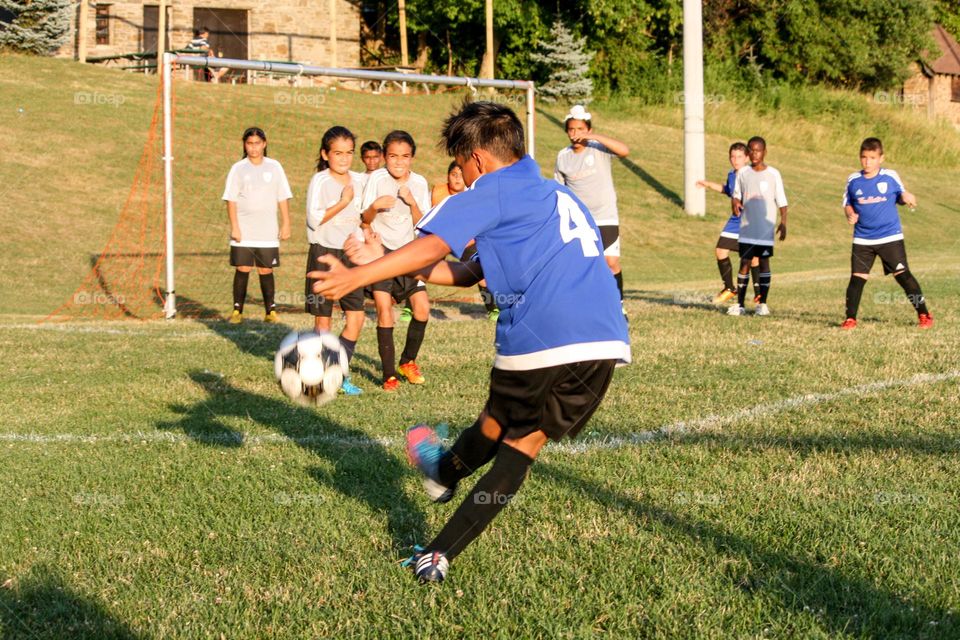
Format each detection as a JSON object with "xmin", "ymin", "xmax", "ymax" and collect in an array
[
  {"xmin": 732, "ymin": 199, "xmax": 743, "ymax": 217},
  {"xmin": 231, "ymin": 228, "xmax": 242, "ymax": 242},
  {"xmin": 373, "ymin": 195, "xmax": 396, "ymax": 210},
  {"xmin": 777, "ymin": 223, "xmax": 787, "ymax": 241},
  {"xmin": 844, "ymin": 206, "xmax": 859, "ymax": 225},
  {"xmin": 344, "ymin": 228, "xmax": 384, "ymax": 265},
  {"xmin": 279, "ymin": 222, "xmax": 291, "ymax": 241},
  {"xmin": 340, "ymin": 184, "xmax": 355, "ymax": 203},
  {"xmin": 397, "ymin": 185, "xmax": 413, "ymax": 206},
  {"xmin": 901, "ymin": 191, "xmax": 918, "ymax": 209},
  {"xmin": 308, "ymin": 255, "xmax": 355, "ymax": 301}
]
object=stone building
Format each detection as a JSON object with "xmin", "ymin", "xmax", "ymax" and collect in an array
[
  {"xmin": 58, "ymin": 1, "xmax": 361, "ymax": 75},
  {"xmin": 902, "ymin": 24, "xmax": 960, "ymax": 127}
]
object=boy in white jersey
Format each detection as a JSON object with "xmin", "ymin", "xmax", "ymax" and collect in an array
[
  {"xmin": 222, "ymin": 127, "xmax": 292, "ymax": 323},
  {"xmin": 728, "ymin": 136, "xmax": 787, "ymax": 317},
  {"xmin": 309, "ymin": 101, "xmax": 629, "ymax": 584},
  {"xmin": 554, "ymin": 105, "xmax": 630, "ymax": 308},
  {"xmin": 841, "ymin": 137, "xmax": 932, "ymax": 329},
  {"xmin": 360, "ymin": 131, "xmax": 432, "ymax": 391},
  {"xmin": 304, "ymin": 126, "xmax": 367, "ymax": 395}
]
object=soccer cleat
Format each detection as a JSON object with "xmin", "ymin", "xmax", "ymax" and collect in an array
[
  {"xmin": 755, "ymin": 303, "xmax": 770, "ymax": 316},
  {"xmin": 406, "ymin": 424, "xmax": 455, "ymax": 503},
  {"xmin": 339, "ymin": 377, "xmax": 363, "ymax": 396},
  {"xmin": 918, "ymin": 313, "xmax": 934, "ymax": 329},
  {"xmin": 227, "ymin": 310, "xmax": 243, "ymax": 324},
  {"xmin": 487, "ymin": 308, "xmax": 500, "ymax": 321},
  {"xmin": 382, "ymin": 376, "xmax": 401, "ymax": 392},
  {"xmin": 841, "ymin": 318, "xmax": 858, "ymax": 330},
  {"xmin": 399, "ymin": 306, "xmax": 412, "ymax": 323},
  {"xmin": 414, "ymin": 550, "xmax": 449, "ymax": 583},
  {"xmin": 398, "ymin": 361, "xmax": 425, "ymax": 384},
  {"xmin": 726, "ymin": 305, "xmax": 745, "ymax": 316},
  {"xmin": 753, "ymin": 294, "xmax": 762, "ymax": 304},
  {"xmin": 263, "ymin": 310, "xmax": 279, "ymax": 323},
  {"xmin": 712, "ymin": 289, "xmax": 736, "ymax": 304}
]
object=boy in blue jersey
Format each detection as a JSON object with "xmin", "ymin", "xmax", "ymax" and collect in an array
[
  {"xmin": 841, "ymin": 137, "xmax": 933, "ymax": 329},
  {"xmin": 310, "ymin": 101, "xmax": 630, "ymax": 584},
  {"xmin": 697, "ymin": 142, "xmax": 760, "ymax": 303}
]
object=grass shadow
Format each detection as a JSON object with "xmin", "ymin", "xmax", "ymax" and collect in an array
[{"xmin": 541, "ymin": 463, "xmax": 957, "ymax": 638}]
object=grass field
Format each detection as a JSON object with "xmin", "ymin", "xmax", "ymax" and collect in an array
[{"xmin": 1, "ymin": 55, "xmax": 959, "ymax": 638}]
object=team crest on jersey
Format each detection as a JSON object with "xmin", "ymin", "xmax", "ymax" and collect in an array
[
  {"xmin": 877, "ymin": 181, "xmax": 887, "ymax": 194},
  {"xmin": 263, "ymin": 172, "xmax": 274, "ymax": 183}
]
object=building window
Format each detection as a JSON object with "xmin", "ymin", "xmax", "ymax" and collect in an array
[
  {"xmin": 95, "ymin": 5, "xmax": 110, "ymax": 45},
  {"xmin": 952, "ymin": 76, "xmax": 960, "ymax": 103}
]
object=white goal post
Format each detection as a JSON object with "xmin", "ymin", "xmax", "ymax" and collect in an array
[{"xmin": 160, "ymin": 53, "xmax": 537, "ymax": 319}]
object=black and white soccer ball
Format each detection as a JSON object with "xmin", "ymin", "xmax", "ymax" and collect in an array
[{"xmin": 274, "ymin": 330, "xmax": 348, "ymax": 405}]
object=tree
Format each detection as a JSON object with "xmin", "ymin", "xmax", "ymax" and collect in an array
[
  {"xmin": 531, "ymin": 19, "xmax": 595, "ymax": 104},
  {"xmin": 0, "ymin": 0, "xmax": 72, "ymax": 55}
]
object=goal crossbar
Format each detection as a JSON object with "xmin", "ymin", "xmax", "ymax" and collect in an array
[{"xmin": 160, "ymin": 53, "xmax": 536, "ymax": 318}]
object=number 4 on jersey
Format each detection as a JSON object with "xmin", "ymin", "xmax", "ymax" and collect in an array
[{"xmin": 557, "ymin": 191, "xmax": 600, "ymax": 257}]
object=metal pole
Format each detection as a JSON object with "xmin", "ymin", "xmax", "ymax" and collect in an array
[
  {"xmin": 526, "ymin": 83, "xmax": 536, "ymax": 159},
  {"xmin": 157, "ymin": 0, "xmax": 167, "ymax": 65},
  {"xmin": 682, "ymin": 0, "xmax": 706, "ymax": 216},
  {"xmin": 162, "ymin": 52, "xmax": 177, "ymax": 319}
]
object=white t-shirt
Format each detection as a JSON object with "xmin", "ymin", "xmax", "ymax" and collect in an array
[
  {"xmin": 361, "ymin": 168, "xmax": 431, "ymax": 250},
  {"xmin": 554, "ymin": 141, "xmax": 619, "ymax": 225},
  {"xmin": 733, "ymin": 165, "xmax": 787, "ymax": 246},
  {"xmin": 305, "ymin": 169, "xmax": 364, "ymax": 248},
  {"xmin": 222, "ymin": 157, "xmax": 293, "ymax": 248}
]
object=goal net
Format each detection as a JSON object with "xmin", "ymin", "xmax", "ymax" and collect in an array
[{"xmin": 48, "ymin": 55, "xmax": 535, "ymax": 321}]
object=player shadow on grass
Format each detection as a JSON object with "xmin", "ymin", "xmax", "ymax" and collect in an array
[
  {"xmin": 157, "ymin": 370, "xmax": 427, "ymax": 550},
  {"xmin": 537, "ymin": 108, "xmax": 683, "ymax": 208},
  {"xmin": 0, "ymin": 564, "xmax": 142, "ymax": 640},
  {"xmin": 540, "ymin": 464, "xmax": 957, "ymax": 637},
  {"xmin": 625, "ymin": 289, "xmax": 723, "ymax": 313}
]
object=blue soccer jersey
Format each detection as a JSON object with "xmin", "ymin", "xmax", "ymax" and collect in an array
[
  {"xmin": 843, "ymin": 169, "xmax": 905, "ymax": 245},
  {"xmin": 719, "ymin": 169, "xmax": 740, "ymax": 238},
  {"xmin": 417, "ymin": 155, "xmax": 630, "ymax": 371}
]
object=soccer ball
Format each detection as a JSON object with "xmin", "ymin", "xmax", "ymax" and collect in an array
[{"xmin": 274, "ymin": 330, "xmax": 348, "ymax": 405}]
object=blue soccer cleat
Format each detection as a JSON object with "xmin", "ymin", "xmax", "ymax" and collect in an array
[
  {"xmin": 339, "ymin": 377, "xmax": 363, "ymax": 396},
  {"xmin": 405, "ymin": 424, "xmax": 456, "ymax": 503}
]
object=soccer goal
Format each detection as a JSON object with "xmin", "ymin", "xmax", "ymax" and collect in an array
[{"xmin": 49, "ymin": 55, "xmax": 536, "ymax": 321}]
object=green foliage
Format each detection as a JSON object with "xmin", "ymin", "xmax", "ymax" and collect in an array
[
  {"xmin": 0, "ymin": 0, "xmax": 71, "ymax": 55},
  {"xmin": 530, "ymin": 19, "xmax": 594, "ymax": 103}
]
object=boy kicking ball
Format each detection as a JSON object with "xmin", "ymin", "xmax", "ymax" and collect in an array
[
  {"xmin": 841, "ymin": 137, "xmax": 933, "ymax": 329},
  {"xmin": 311, "ymin": 101, "xmax": 630, "ymax": 583},
  {"xmin": 728, "ymin": 136, "xmax": 788, "ymax": 317}
]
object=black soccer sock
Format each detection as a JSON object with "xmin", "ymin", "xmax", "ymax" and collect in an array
[
  {"xmin": 339, "ymin": 336, "xmax": 357, "ymax": 365},
  {"xmin": 437, "ymin": 418, "xmax": 502, "ymax": 487},
  {"xmin": 894, "ymin": 271, "xmax": 929, "ymax": 315},
  {"xmin": 399, "ymin": 318, "xmax": 427, "ymax": 365},
  {"xmin": 757, "ymin": 258, "xmax": 771, "ymax": 303},
  {"xmin": 751, "ymin": 264, "xmax": 761, "ymax": 297},
  {"xmin": 376, "ymin": 326, "xmax": 397, "ymax": 380},
  {"xmin": 845, "ymin": 276, "xmax": 866, "ymax": 319},
  {"xmin": 614, "ymin": 271, "xmax": 624, "ymax": 301},
  {"xmin": 736, "ymin": 272, "xmax": 750, "ymax": 306},
  {"xmin": 427, "ymin": 445, "xmax": 533, "ymax": 561},
  {"xmin": 232, "ymin": 270, "xmax": 249, "ymax": 312},
  {"xmin": 478, "ymin": 285, "xmax": 496, "ymax": 313},
  {"xmin": 258, "ymin": 272, "xmax": 276, "ymax": 313},
  {"xmin": 717, "ymin": 258, "xmax": 734, "ymax": 292}
]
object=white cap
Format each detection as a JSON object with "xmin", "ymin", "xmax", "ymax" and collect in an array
[{"xmin": 564, "ymin": 104, "xmax": 591, "ymax": 122}]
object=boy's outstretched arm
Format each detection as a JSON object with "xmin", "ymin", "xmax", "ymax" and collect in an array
[
  {"xmin": 899, "ymin": 190, "xmax": 918, "ymax": 208},
  {"xmin": 697, "ymin": 180, "xmax": 724, "ymax": 193},
  {"xmin": 581, "ymin": 132, "xmax": 629, "ymax": 157}
]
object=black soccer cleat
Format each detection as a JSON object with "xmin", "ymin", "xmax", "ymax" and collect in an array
[{"xmin": 414, "ymin": 551, "xmax": 449, "ymax": 584}]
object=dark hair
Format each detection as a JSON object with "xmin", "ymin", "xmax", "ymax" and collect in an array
[
  {"xmin": 565, "ymin": 117, "xmax": 592, "ymax": 131},
  {"xmin": 747, "ymin": 136, "xmax": 766, "ymax": 149},
  {"xmin": 195, "ymin": 26, "xmax": 209, "ymax": 37},
  {"xmin": 382, "ymin": 130, "xmax": 416, "ymax": 156},
  {"xmin": 729, "ymin": 142, "xmax": 747, "ymax": 154},
  {"xmin": 315, "ymin": 125, "xmax": 356, "ymax": 172},
  {"xmin": 360, "ymin": 140, "xmax": 382, "ymax": 155},
  {"xmin": 860, "ymin": 137, "xmax": 884, "ymax": 154},
  {"xmin": 440, "ymin": 100, "xmax": 525, "ymax": 163},
  {"xmin": 447, "ymin": 160, "xmax": 460, "ymax": 174},
  {"xmin": 241, "ymin": 127, "xmax": 267, "ymax": 158}
]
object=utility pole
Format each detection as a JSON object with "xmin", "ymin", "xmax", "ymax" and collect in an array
[
  {"xmin": 157, "ymin": 0, "xmax": 168, "ymax": 65},
  {"xmin": 480, "ymin": 0, "xmax": 494, "ymax": 79},
  {"xmin": 682, "ymin": 0, "xmax": 706, "ymax": 216},
  {"xmin": 77, "ymin": 0, "xmax": 88, "ymax": 62},
  {"xmin": 329, "ymin": 0, "xmax": 338, "ymax": 67},
  {"xmin": 398, "ymin": 0, "xmax": 409, "ymax": 67}
]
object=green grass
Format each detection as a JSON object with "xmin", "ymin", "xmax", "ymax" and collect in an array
[{"xmin": 1, "ymin": 54, "xmax": 959, "ymax": 638}]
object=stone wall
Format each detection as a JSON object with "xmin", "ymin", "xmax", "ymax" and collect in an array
[{"xmin": 901, "ymin": 63, "xmax": 960, "ymax": 127}]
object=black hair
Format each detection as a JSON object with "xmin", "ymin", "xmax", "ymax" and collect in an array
[
  {"xmin": 729, "ymin": 142, "xmax": 748, "ymax": 154},
  {"xmin": 447, "ymin": 160, "xmax": 460, "ymax": 174},
  {"xmin": 315, "ymin": 125, "xmax": 356, "ymax": 172},
  {"xmin": 382, "ymin": 130, "xmax": 416, "ymax": 157},
  {"xmin": 360, "ymin": 140, "xmax": 382, "ymax": 155},
  {"xmin": 747, "ymin": 136, "xmax": 766, "ymax": 149},
  {"xmin": 860, "ymin": 137, "xmax": 884, "ymax": 154},
  {"xmin": 195, "ymin": 26, "xmax": 209, "ymax": 37},
  {"xmin": 440, "ymin": 100, "xmax": 525, "ymax": 163},
  {"xmin": 241, "ymin": 127, "xmax": 267, "ymax": 158}
]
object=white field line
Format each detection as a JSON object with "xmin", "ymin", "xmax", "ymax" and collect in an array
[{"xmin": 1, "ymin": 371, "xmax": 957, "ymax": 453}]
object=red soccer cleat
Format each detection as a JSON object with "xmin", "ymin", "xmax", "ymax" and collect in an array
[
  {"xmin": 383, "ymin": 375, "xmax": 401, "ymax": 391},
  {"xmin": 918, "ymin": 313, "xmax": 934, "ymax": 329},
  {"xmin": 841, "ymin": 318, "xmax": 857, "ymax": 330},
  {"xmin": 398, "ymin": 361, "xmax": 425, "ymax": 384}
]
